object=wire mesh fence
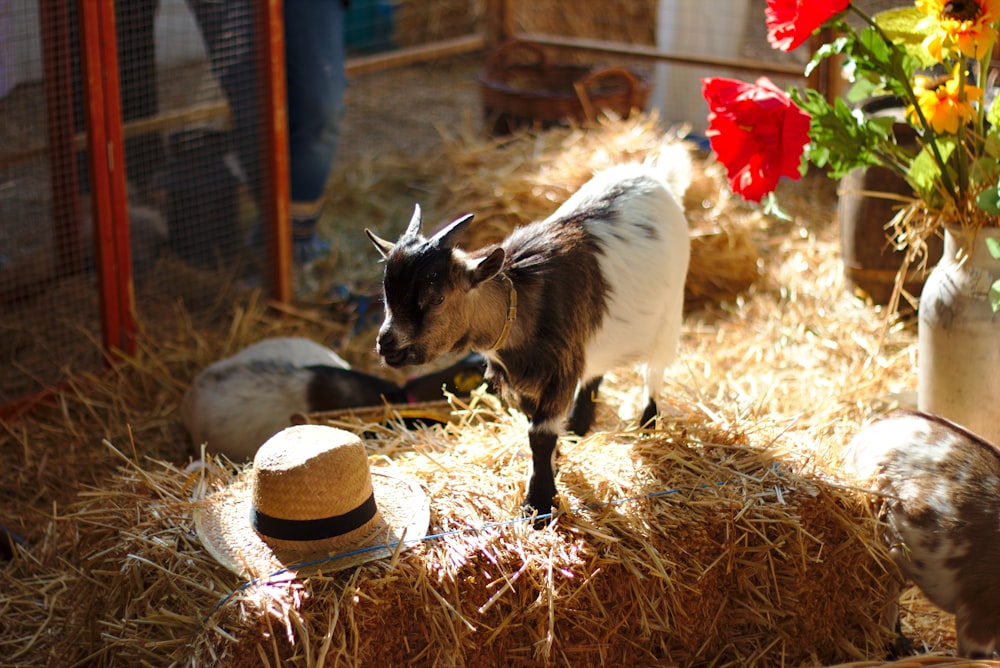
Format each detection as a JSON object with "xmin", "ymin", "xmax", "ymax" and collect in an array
[{"xmin": 0, "ymin": 0, "xmax": 804, "ymax": 407}]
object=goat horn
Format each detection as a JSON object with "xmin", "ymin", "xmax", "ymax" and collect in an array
[
  {"xmin": 431, "ymin": 213, "xmax": 475, "ymax": 249},
  {"xmin": 404, "ymin": 203, "xmax": 422, "ymax": 238},
  {"xmin": 365, "ymin": 228, "xmax": 395, "ymax": 259}
]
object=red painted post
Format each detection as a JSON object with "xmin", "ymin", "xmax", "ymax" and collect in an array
[
  {"xmin": 77, "ymin": 0, "xmax": 136, "ymax": 357},
  {"xmin": 259, "ymin": 0, "xmax": 293, "ymax": 304}
]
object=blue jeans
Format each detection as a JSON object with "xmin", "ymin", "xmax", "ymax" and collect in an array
[{"xmin": 188, "ymin": 0, "xmax": 347, "ymax": 212}]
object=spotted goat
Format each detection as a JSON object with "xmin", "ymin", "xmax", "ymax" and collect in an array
[
  {"xmin": 365, "ymin": 146, "xmax": 692, "ymax": 517},
  {"xmin": 842, "ymin": 409, "xmax": 1000, "ymax": 658}
]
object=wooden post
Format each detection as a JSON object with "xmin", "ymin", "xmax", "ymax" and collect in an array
[
  {"xmin": 485, "ymin": 0, "xmax": 515, "ymax": 51},
  {"xmin": 77, "ymin": 0, "xmax": 136, "ymax": 357},
  {"xmin": 810, "ymin": 28, "xmax": 842, "ymax": 103},
  {"xmin": 259, "ymin": 0, "xmax": 292, "ymax": 304}
]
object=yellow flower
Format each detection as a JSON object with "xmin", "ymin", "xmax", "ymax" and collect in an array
[
  {"xmin": 907, "ymin": 68, "xmax": 983, "ymax": 134},
  {"xmin": 917, "ymin": 0, "xmax": 1000, "ymax": 59}
]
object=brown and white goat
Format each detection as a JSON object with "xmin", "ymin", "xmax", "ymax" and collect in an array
[
  {"xmin": 365, "ymin": 150, "xmax": 692, "ymax": 516},
  {"xmin": 842, "ymin": 409, "xmax": 1000, "ymax": 658}
]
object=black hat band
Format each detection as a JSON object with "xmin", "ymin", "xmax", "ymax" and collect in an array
[{"xmin": 250, "ymin": 493, "xmax": 378, "ymax": 542}]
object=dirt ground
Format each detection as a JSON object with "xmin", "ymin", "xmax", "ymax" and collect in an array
[{"xmin": 339, "ymin": 54, "xmax": 485, "ymax": 163}]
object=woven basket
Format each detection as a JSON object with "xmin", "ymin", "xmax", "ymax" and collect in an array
[{"xmin": 478, "ymin": 40, "xmax": 650, "ymax": 133}]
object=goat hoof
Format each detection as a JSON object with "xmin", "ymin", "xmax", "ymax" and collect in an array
[
  {"xmin": 520, "ymin": 501, "xmax": 554, "ymax": 529},
  {"xmin": 640, "ymin": 400, "xmax": 658, "ymax": 430},
  {"xmin": 887, "ymin": 622, "xmax": 914, "ymax": 658}
]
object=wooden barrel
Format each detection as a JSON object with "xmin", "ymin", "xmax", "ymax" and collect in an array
[{"xmin": 837, "ymin": 97, "xmax": 942, "ymax": 305}]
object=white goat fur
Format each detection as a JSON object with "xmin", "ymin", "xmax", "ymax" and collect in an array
[
  {"xmin": 565, "ymin": 153, "xmax": 691, "ymax": 407},
  {"xmin": 181, "ymin": 337, "xmax": 350, "ymax": 461}
]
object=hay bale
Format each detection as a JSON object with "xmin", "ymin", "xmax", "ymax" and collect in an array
[
  {"xmin": 33, "ymin": 399, "xmax": 902, "ymax": 667},
  {"xmin": 0, "ymin": 228, "xmax": 965, "ymax": 665},
  {"xmin": 428, "ymin": 113, "xmax": 763, "ymax": 306}
]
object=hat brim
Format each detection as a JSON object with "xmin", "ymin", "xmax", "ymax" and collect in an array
[{"xmin": 195, "ymin": 468, "xmax": 430, "ymax": 579}]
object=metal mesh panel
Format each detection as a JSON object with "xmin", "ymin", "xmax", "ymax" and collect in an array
[
  {"xmin": 0, "ymin": 2, "xmax": 102, "ymax": 403},
  {"xmin": 0, "ymin": 1, "xmax": 263, "ymax": 403},
  {"xmin": 0, "ymin": 0, "xmax": 813, "ymax": 406}
]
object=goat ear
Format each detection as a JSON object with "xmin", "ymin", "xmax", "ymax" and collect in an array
[
  {"xmin": 403, "ymin": 203, "xmax": 422, "ymax": 238},
  {"xmin": 431, "ymin": 213, "xmax": 475, "ymax": 249},
  {"xmin": 467, "ymin": 247, "xmax": 505, "ymax": 286},
  {"xmin": 365, "ymin": 228, "xmax": 395, "ymax": 258}
]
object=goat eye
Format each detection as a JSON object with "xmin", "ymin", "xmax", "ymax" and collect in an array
[{"xmin": 417, "ymin": 291, "xmax": 444, "ymax": 309}]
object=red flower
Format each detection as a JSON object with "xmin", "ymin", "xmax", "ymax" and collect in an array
[
  {"xmin": 701, "ymin": 77, "xmax": 812, "ymax": 203},
  {"xmin": 766, "ymin": 0, "xmax": 850, "ymax": 51}
]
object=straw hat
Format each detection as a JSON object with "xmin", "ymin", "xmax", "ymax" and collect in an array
[{"xmin": 195, "ymin": 424, "xmax": 430, "ymax": 579}]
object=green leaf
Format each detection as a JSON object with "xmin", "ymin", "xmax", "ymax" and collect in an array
[
  {"xmin": 976, "ymin": 187, "xmax": 1000, "ymax": 215},
  {"xmin": 873, "ymin": 7, "xmax": 937, "ymax": 67},
  {"xmin": 986, "ymin": 236, "xmax": 1000, "ymax": 259},
  {"xmin": 846, "ymin": 77, "xmax": 882, "ymax": 104},
  {"xmin": 805, "ymin": 36, "xmax": 851, "ymax": 79},
  {"xmin": 988, "ymin": 94, "xmax": 1000, "ymax": 129},
  {"xmin": 990, "ymin": 280, "xmax": 1000, "ymax": 312},
  {"xmin": 792, "ymin": 88, "xmax": 909, "ymax": 177},
  {"xmin": 833, "ymin": 23, "xmax": 921, "ymax": 102},
  {"xmin": 858, "ymin": 24, "xmax": 894, "ymax": 63},
  {"xmin": 907, "ymin": 138, "xmax": 956, "ymax": 203},
  {"xmin": 982, "ymin": 131, "xmax": 1000, "ymax": 160}
]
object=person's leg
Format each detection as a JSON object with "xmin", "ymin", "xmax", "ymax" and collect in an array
[
  {"xmin": 116, "ymin": 0, "xmax": 164, "ymax": 194},
  {"xmin": 70, "ymin": 0, "xmax": 163, "ymax": 194},
  {"xmin": 188, "ymin": 0, "xmax": 346, "ymax": 266},
  {"xmin": 283, "ymin": 0, "xmax": 347, "ymax": 263},
  {"xmin": 186, "ymin": 0, "xmax": 260, "ymax": 199}
]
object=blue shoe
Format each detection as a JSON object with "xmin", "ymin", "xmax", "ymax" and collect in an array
[
  {"xmin": 245, "ymin": 216, "xmax": 330, "ymax": 264},
  {"xmin": 292, "ymin": 229, "xmax": 331, "ymax": 264},
  {"xmin": 292, "ymin": 214, "xmax": 329, "ymax": 264}
]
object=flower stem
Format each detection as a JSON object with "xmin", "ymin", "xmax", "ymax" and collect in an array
[
  {"xmin": 846, "ymin": 2, "xmax": 959, "ymax": 203},
  {"xmin": 956, "ymin": 65, "xmax": 970, "ymax": 199}
]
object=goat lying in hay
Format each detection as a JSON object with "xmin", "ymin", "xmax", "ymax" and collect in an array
[
  {"xmin": 181, "ymin": 337, "xmax": 486, "ymax": 461},
  {"xmin": 366, "ymin": 147, "xmax": 692, "ymax": 516}
]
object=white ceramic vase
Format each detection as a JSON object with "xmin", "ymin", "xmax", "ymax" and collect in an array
[{"xmin": 917, "ymin": 225, "xmax": 1000, "ymax": 445}]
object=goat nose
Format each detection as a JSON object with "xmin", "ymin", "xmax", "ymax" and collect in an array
[{"xmin": 377, "ymin": 329, "xmax": 396, "ymax": 352}]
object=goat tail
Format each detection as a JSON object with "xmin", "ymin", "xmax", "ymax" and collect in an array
[{"xmin": 647, "ymin": 140, "xmax": 694, "ymax": 202}]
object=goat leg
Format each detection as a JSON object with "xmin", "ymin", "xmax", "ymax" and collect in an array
[
  {"xmin": 888, "ymin": 617, "xmax": 913, "ymax": 659},
  {"xmin": 640, "ymin": 397, "xmax": 658, "ymax": 429},
  {"xmin": 566, "ymin": 376, "xmax": 602, "ymax": 436},
  {"xmin": 522, "ymin": 424, "xmax": 559, "ymax": 526}
]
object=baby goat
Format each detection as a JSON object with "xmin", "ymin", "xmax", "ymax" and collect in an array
[
  {"xmin": 842, "ymin": 409, "xmax": 1000, "ymax": 658},
  {"xmin": 366, "ymin": 150, "xmax": 692, "ymax": 516}
]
